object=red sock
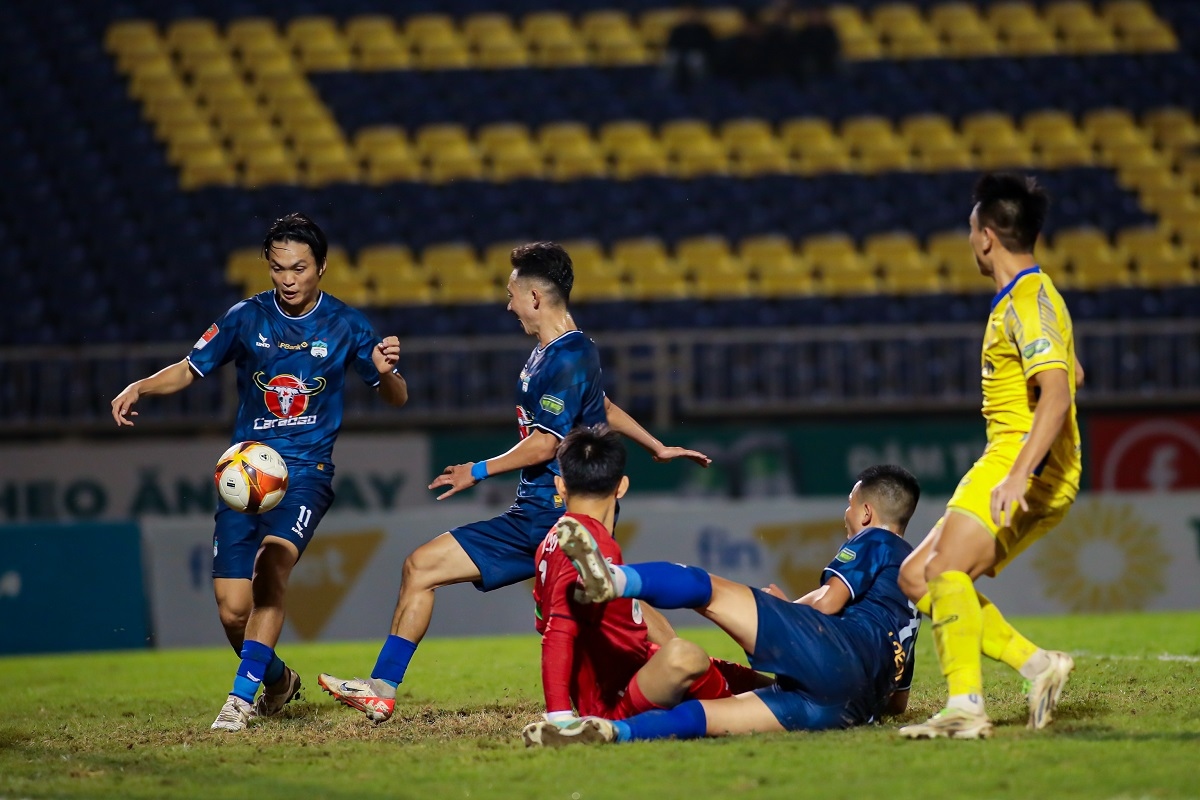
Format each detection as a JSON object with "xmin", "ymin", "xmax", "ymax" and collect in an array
[{"xmin": 685, "ymin": 661, "xmax": 732, "ymax": 700}]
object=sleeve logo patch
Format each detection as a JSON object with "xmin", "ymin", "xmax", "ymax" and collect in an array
[
  {"xmin": 540, "ymin": 394, "xmax": 565, "ymax": 415},
  {"xmin": 836, "ymin": 548, "xmax": 856, "ymax": 563},
  {"xmin": 1022, "ymin": 338, "xmax": 1051, "ymax": 359},
  {"xmin": 194, "ymin": 323, "xmax": 219, "ymax": 350}
]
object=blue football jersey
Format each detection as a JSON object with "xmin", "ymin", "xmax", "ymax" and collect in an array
[
  {"xmin": 186, "ymin": 291, "xmax": 384, "ymax": 469},
  {"xmin": 514, "ymin": 330, "xmax": 607, "ymax": 505},
  {"xmin": 821, "ymin": 527, "xmax": 921, "ymax": 707}
]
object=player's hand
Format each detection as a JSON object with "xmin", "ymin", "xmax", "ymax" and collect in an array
[
  {"xmin": 651, "ymin": 445, "xmax": 712, "ymax": 467},
  {"xmin": 110, "ymin": 384, "xmax": 141, "ymax": 427},
  {"xmin": 763, "ymin": 583, "xmax": 790, "ymax": 601},
  {"xmin": 373, "ymin": 336, "xmax": 400, "ymax": 373},
  {"xmin": 990, "ymin": 471, "xmax": 1030, "ymax": 528},
  {"xmin": 428, "ymin": 463, "xmax": 477, "ymax": 501}
]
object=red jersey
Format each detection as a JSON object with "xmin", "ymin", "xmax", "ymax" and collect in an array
[{"xmin": 533, "ymin": 513, "xmax": 653, "ymax": 717}]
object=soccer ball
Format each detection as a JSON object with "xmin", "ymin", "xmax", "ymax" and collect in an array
[{"xmin": 214, "ymin": 441, "xmax": 289, "ymax": 514}]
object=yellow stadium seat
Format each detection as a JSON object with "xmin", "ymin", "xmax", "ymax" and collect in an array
[
  {"xmin": 926, "ymin": 229, "xmax": 974, "ymax": 274},
  {"xmin": 694, "ymin": 267, "xmax": 753, "ymax": 299},
  {"xmin": 228, "ymin": 123, "xmax": 285, "ymax": 161},
  {"xmin": 359, "ymin": 244, "xmax": 418, "ymax": 279},
  {"xmin": 297, "ymin": 41, "xmax": 354, "ymax": 70},
  {"xmin": 179, "ymin": 146, "xmax": 238, "ymax": 190},
  {"xmin": 674, "ymin": 142, "xmax": 729, "ymax": 178},
  {"xmin": 488, "ymin": 149, "xmax": 545, "ymax": 182},
  {"xmin": 1064, "ymin": 28, "xmax": 1119, "ymax": 54},
  {"xmin": 462, "ymin": 12, "xmax": 517, "ymax": 44},
  {"xmin": 346, "ymin": 17, "xmax": 411, "ymax": 69},
  {"xmin": 900, "ymin": 114, "xmax": 959, "ymax": 147},
  {"xmin": 817, "ymin": 266, "xmax": 879, "ymax": 296},
  {"xmin": 521, "ymin": 12, "xmax": 576, "ymax": 42},
  {"xmin": 719, "ymin": 119, "xmax": 775, "ymax": 149},
  {"xmin": 916, "ymin": 143, "xmax": 974, "ymax": 171},
  {"xmin": 477, "ymin": 123, "xmax": 532, "ymax": 155},
  {"xmin": 106, "ymin": 19, "xmax": 159, "ymax": 53},
  {"xmin": 612, "ymin": 237, "xmax": 671, "ymax": 275},
  {"xmin": 304, "ymin": 148, "xmax": 360, "ymax": 187},
  {"xmin": 427, "ymin": 149, "xmax": 484, "ymax": 183},
  {"xmin": 571, "ymin": 274, "xmax": 628, "ymax": 303},
  {"xmin": 888, "ymin": 30, "xmax": 943, "ymax": 59},
  {"xmin": 803, "ymin": 233, "xmax": 859, "ymax": 265},
  {"xmin": 594, "ymin": 38, "xmax": 650, "ymax": 66},
  {"xmin": 1140, "ymin": 185, "xmax": 1199, "ymax": 217},
  {"xmin": 976, "ymin": 142, "xmax": 1036, "ymax": 170},
  {"xmin": 676, "ymin": 235, "xmax": 733, "ymax": 271},
  {"xmin": 113, "ymin": 38, "xmax": 168, "ymax": 73},
  {"xmin": 794, "ymin": 141, "xmax": 853, "ymax": 175},
  {"xmin": 354, "ymin": 125, "xmax": 408, "ymax": 152},
  {"xmin": 600, "ymin": 120, "xmax": 656, "ymax": 154},
  {"xmin": 413, "ymin": 40, "xmax": 471, "ymax": 69},
  {"xmin": 1054, "ymin": 227, "xmax": 1131, "ymax": 288},
  {"xmin": 532, "ymin": 39, "xmax": 590, "ymax": 67},
  {"xmin": 538, "ymin": 122, "xmax": 593, "ymax": 152},
  {"xmin": 702, "ymin": 7, "xmax": 746, "ymax": 38},
  {"xmin": 372, "ymin": 272, "xmax": 435, "ymax": 306},
  {"xmin": 638, "ymin": 9, "xmax": 685, "ymax": 51},
  {"xmin": 739, "ymin": 235, "xmax": 797, "ymax": 276},
  {"xmin": 864, "ymin": 231, "xmax": 920, "ymax": 262},
  {"xmin": 941, "ymin": 265, "xmax": 991, "ymax": 294},
  {"xmin": 422, "ymin": 242, "xmax": 480, "ymax": 276},
  {"xmin": 1082, "ymin": 106, "xmax": 1139, "ymax": 138},
  {"xmin": 1038, "ymin": 140, "xmax": 1095, "ymax": 168},
  {"xmin": 732, "ymin": 143, "xmax": 792, "ymax": 177},
  {"xmin": 549, "ymin": 148, "xmax": 609, "ymax": 181},
  {"xmin": 960, "ymin": 112, "xmax": 1023, "ymax": 147},
  {"xmin": 414, "ymin": 124, "xmax": 471, "ymax": 157},
  {"xmin": 1133, "ymin": 250, "xmax": 1195, "ymax": 287},
  {"xmin": 242, "ymin": 150, "xmax": 300, "ymax": 188},
  {"xmin": 559, "ymin": 239, "xmax": 609, "ymax": 280},
  {"xmin": 165, "ymin": 18, "xmax": 221, "ymax": 52},
  {"xmin": 857, "ymin": 142, "xmax": 912, "ymax": 174},
  {"xmin": 476, "ymin": 40, "xmax": 531, "ymax": 68},
  {"xmin": 757, "ymin": 269, "xmax": 816, "ymax": 298},
  {"xmin": 613, "ymin": 145, "xmax": 668, "ymax": 180},
  {"xmin": 579, "ymin": 10, "xmax": 636, "ymax": 44},
  {"xmin": 482, "ymin": 241, "xmax": 524, "ymax": 283},
  {"xmin": 1123, "ymin": 23, "xmax": 1177, "ymax": 52},
  {"xmin": 661, "ymin": 119, "xmax": 715, "ymax": 151},
  {"xmin": 840, "ymin": 116, "xmax": 899, "ymax": 151},
  {"xmin": 1114, "ymin": 163, "xmax": 1176, "ymax": 194},
  {"xmin": 628, "ymin": 270, "xmax": 690, "ymax": 301},
  {"xmin": 345, "ymin": 15, "xmax": 399, "ymax": 43},
  {"xmin": 166, "ymin": 124, "xmax": 220, "ymax": 165},
  {"xmin": 780, "ymin": 117, "xmax": 837, "ymax": 151},
  {"xmin": 286, "ymin": 16, "xmax": 340, "ymax": 45},
  {"xmin": 406, "ymin": 14, "xmax": 459, "ymax": 43}
]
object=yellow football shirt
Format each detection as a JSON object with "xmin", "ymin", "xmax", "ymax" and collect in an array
[{"xmin": 980, "ymin": 266, "xmax": 1081, "ymax": 498}]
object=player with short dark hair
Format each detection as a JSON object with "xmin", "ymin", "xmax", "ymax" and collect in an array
[
  {"xmin": 533, "ymin": 426, "xmax": 761, "ymax": 732},
  {"xmin": 110, "ymin": 212, "xmax": 409, "ymax": 731},
  {"xmin": 896, "ymin": 173, "xmax": 1082, "ymax": 740},
  {"xmin": 318, "ymin": 242, "xmax": 711, "ymax": 724},
  {"xmin": 523, "ymin": 465, "xmax": 922, "ymax": 747}
]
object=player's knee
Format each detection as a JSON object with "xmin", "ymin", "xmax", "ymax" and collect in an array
[
  {"xmin": 661, "ymin": 638, "xmax": 711, "ymax": 680},
  {"xmin": 217, "ymin": 602, "xmax": 250, "ymax": 633}
]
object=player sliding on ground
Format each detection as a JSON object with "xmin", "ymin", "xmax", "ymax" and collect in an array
[
  {"xmin": 318, "ymin": 242, "xmax": 710, "ymax": 723},
  {"xmin": 523, "ymin": 464, "xmax": 922, "ymax": 747},
  {"xmin": 532, "ymin": 426, "xmax": 767, "ymax": 734},
  {"xmin": 896, "ymin": 173, "xmax": 1083, "ymax": 740}
]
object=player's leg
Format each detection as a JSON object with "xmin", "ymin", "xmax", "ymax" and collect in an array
[
  {"xmin": 625, "ymin": 638, "xmax": 731, "ymax": 711},
  {"xmin": 213, "ymin": 578, "xmax": 252, "ymax": 653},
  {"xmin": 555, "ymin": 518, "xmax": 761, "ymax": 653},
  {"xmin": 317, "ymin": 532, "xmax": 480, "ymax": 722}
]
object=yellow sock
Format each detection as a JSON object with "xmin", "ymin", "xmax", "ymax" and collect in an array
[
  {"xmin": 928, "ymin": 571, "xmax": 984, "ymax": 700},
  {"xmin": 979, "ymin": 592, "xmax": 1040, "ymax": 672}
]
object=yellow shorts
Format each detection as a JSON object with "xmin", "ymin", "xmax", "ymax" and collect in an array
[{"xmin": 945, "ymin": 442, "xmax": 1075, "ymax": 575}]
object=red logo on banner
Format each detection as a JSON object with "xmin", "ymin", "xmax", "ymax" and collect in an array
[{"xmin": 1090, "ymin": 414, "xmax": 1200, "ymax": 491}]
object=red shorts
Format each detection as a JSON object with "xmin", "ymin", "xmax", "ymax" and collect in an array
[{"xmin": 602, "ymin": 653, "xmax": 743, "ymax": 720}]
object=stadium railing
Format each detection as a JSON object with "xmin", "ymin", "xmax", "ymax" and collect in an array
[{"xmin": 1, "ymin": 318, "xmax": 1196, "ymax": 434}]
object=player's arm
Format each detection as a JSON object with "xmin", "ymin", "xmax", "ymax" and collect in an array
[
  {"xmin": 1075, "ymin": 354, "xmax": 1085, "ymax": 388},
  {"xmin": 990, "ymin": 366, "xmax": 1072, "ymax": 526},
  {"xmin": 540, "ymin": 560, "xmax": 583, "ymax": 721},
  {"xmin": 428, "ymin": 429, "xmax": 560, "ymax": 500},
  {"xmin": 603, "ymin": 396, "xmax": 712, "ymax": 467},
  {"xmin": 795, "ymin": 576, "xmax": 852, "ymax": 615},
  {"xmin": 371, "ymin": 336, "xmax": 408, "ymax": 408},
  {"xmin": 110, "ymin": 359, "xmax": 197, "ymax": 427}
]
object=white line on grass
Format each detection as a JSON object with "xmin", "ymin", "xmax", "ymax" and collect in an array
[{"xmin": 1070, "ymin": 650, "xmax": 1200, "ymax": 663}]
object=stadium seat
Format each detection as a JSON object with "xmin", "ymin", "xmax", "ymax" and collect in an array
[{"xmin": 1054, "ymin": 227, "xmax": 1131, "ymax": 288}]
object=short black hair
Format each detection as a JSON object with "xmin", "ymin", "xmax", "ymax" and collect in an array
[
  {"xmin": 557, "ymin": 424, "xmax": 626, "ymax": 498},
  {"xmin": 262, "ymin": 212, "xmax": 328, "ymax": 266},
  {"xmin": 856, "ymin": 464, "xmax": 921, "ymax": 530},
  {"xmin": 973, "ymin": 172, "xmax": 1049, "ymax": 254},
  {"xmin": 511, "ymin": 241, "xmax": 573, "ymax": 304}
]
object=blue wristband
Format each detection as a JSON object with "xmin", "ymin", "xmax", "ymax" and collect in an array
[{"xmin": 470, "ymin": 461, "xmax": 489, "ymax": 481}]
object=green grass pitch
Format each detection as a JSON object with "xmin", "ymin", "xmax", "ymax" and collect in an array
[{"xmin": 1, "ymin": 612, "xmax": 1197, "ymax": 799}]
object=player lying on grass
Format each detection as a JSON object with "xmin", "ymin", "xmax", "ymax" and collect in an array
[
  {"xmin": 532, "ymin": 425, "xmax": 768, "ymax": 733},
  {"xmin": 523, "ymin": 464, "xmax": 923, "ymax": 747}
]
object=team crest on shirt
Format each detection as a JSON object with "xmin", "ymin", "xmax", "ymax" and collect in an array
[
  {"xmin": 836, "ymin": 547, "xmax": 857, "ymax": 563},
  {"xmin": 1022, "ymin": 338, "xmax": 1051, "ymax": 359},
  {"xmin": 310, "ymin": 340, "xmax": 328, "ymax": 358},
  {"xmin": 540, "ymin": 394, "xmax": 565, "ymax": 415},
  {"xmin": 253, "ymin": 371, "xmax": 327, "ymax": 426}
]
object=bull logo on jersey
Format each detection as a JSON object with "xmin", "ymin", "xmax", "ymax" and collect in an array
[
  {"xmin": 516, "ymin": 405, "xmax": 534, "ymax": 439},
  {"xmin": 253, "ymin": 371, "xmax": 327, "ymax": 418}
]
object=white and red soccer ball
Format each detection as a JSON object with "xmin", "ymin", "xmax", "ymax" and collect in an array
[{"xmin": 214, "ymin": 441, "xmax": 289, "ymax": 514}]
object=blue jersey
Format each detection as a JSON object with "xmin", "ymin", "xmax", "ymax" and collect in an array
[
  {"xmin": 514, "ymin": 330, "xmax": 607, "ymax": 505},
  {"xmin": 821, "ymin": 527, "xmax": 920, "ymax": 711},
  {"xmin": 186, "ymin": 291, "xmax": 384, "ymax": 469}
]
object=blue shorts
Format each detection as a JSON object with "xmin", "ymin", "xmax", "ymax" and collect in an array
[
  {"xmin": 212, "ymin": 466, "xmax": 335, "ymax": 580},
  {"xmin": 747, "ymin": 588, "xmax": 872, "ymax": 731},
  {"xmin": 450, "ymin": 500, "xmax": 566, "ymax": 592}
]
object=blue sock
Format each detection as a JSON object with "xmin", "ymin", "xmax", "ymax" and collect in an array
[
  {"xmin": 231, "ymin": 640, "xmax": 274, "ymax": 703},
  {"xmin": 618, "ymin": 700, "xmax": 709, "ymax": 742},
  {"xmin": 263, "ymin": 654, "xmax": 286, "ymax": 686},
  {"xmin": 620, "ymin": 562, "xmax": 713, "ymax": 609},
  {"xmin": 371, "ymin": 635, "xmax": 418, "ymax": 687}
]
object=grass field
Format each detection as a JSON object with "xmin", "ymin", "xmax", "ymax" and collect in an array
[{"xmin": 2, "ymin": 612, "xmax": 1197, "ymax": 800}]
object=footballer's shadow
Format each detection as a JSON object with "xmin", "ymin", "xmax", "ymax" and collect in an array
[{"xmin": 991, "ymin": 696, "xmax": 1110, "ymax": 728}]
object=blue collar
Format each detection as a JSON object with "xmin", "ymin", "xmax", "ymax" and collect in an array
[{"xmin": 991, "ymin": 266, "xmax": 1041, "ymax": 311}]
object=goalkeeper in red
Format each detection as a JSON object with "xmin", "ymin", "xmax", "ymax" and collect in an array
[{"xmin": 531, "ymin": 425, "xmax": 764, "ymax": 732}]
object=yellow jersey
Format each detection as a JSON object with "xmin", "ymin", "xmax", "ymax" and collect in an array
[{"xmin": 980, "ymin": 266, "xmax": 1081, "ymax": 497}]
